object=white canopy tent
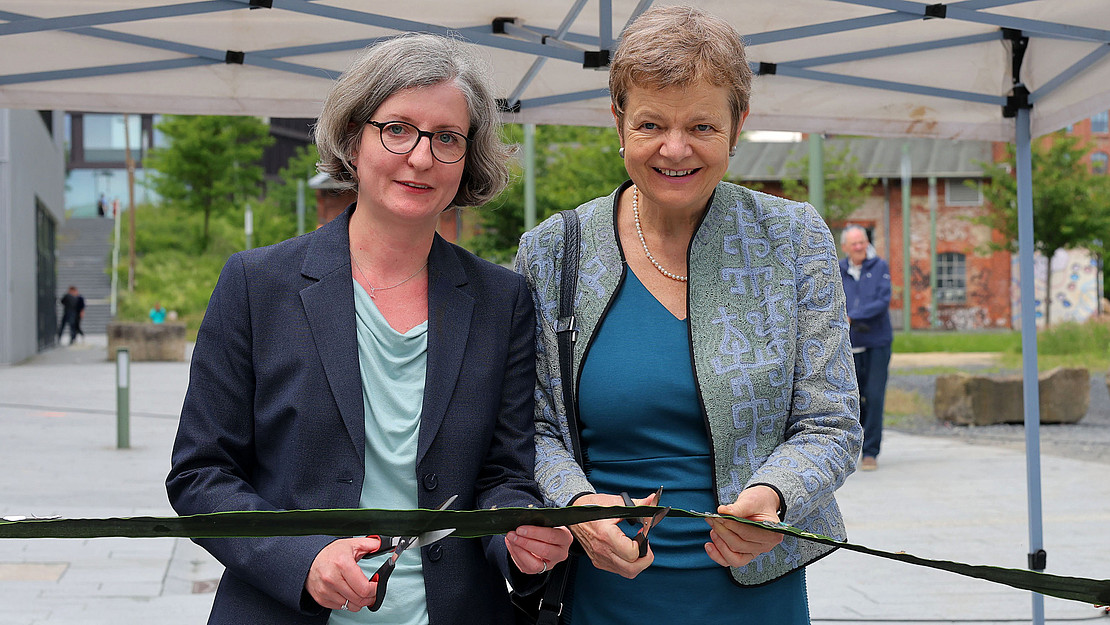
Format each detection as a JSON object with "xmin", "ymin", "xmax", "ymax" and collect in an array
[{"xmin": 3, "ymin": 3, "xmax": 1109, "ymax": 622}]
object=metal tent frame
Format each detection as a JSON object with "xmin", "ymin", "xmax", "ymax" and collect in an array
[{"xmin": 5, "ymin": 3, "xmax": 1110, "ymax": 623}]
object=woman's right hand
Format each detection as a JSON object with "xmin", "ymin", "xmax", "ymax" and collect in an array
[
  {"xmin": 305, "ymin": 537, "xmax": 383, "ymax": 612},
  {"xmin": 570, "ymin": 491, "xmax": 659, "ymax": 579}
]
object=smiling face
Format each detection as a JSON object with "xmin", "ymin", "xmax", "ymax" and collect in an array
[
  {"xmin": 617, "ymin": 82, "xmax": 745, "ymax": 218},
  {"xmin": 351, "ymin": 81, "xmax": 469, "ymax": 227},
  {"xmin": 841, "ymin": 228, "xmax": 870, "ymax": 265}
]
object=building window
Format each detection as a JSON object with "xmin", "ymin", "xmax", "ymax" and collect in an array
[
  {"xmin": 936, "ymin": 252, "xmax": 967, "ymax": 304},
  {"xmin": 82, "ymin": 114, "xmax": 144, "ymax": 162},
  {"xmin": 1093, "ymin": 111, "xmax": 1110, "ymax": 134},
  {"xmin": 945, "ymin": 178, "xmax": 982, "ymax": 206},
  {"xmin": 1093, "ymin": 152, "xmax": 1108, "ymax": 175}
]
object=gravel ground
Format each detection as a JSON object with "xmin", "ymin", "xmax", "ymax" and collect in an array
[{"xmin": 886, "ymin": 363, "xmax": 1110, "ymax": 465}]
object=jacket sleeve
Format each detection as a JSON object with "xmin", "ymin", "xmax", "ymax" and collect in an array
[
  {"xmin": 747, "ymin": 205, "xmax": 863, "ymax": 524},
  {"xmin": 165, "ymin": 254, "xmax": 334, "ymax": 616},
  {"xmin": 514, "ymin": 225, "xmax": 595, "ymax": 507},
  {"xmin": 475, "ymin": 273, "xmax": 547, "ymax": 595}
]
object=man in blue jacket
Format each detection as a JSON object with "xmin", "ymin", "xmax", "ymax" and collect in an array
[{"xmin": 839, "ymin": 226, "xmax": 893, "ymax": 471}]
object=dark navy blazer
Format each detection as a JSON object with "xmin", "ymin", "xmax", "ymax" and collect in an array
[{"xmin": 167, "ymin": 207, "xmax": 542, "ymax": 624}]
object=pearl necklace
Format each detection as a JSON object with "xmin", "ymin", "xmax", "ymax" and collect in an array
[
  {"xmin": 351, "ymin": 252, "xmax": 427, "ymax": 299},
  {"xmin": 631, "ymin": 185, "xmax": 688, "ymax": 282}
]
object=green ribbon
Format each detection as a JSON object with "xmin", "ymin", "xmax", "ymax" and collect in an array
[{"xmin": 3, "ymin": 506, "xmax": 1108, "ymax": 606}]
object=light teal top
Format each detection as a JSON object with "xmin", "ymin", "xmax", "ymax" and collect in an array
[{"xmin": 328, "ymin": 281, "xmax": 429, "ymax": 625}]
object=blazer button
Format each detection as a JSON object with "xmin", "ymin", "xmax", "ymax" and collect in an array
[
  {"xmin": 428, "ymin": 544, "xmax": 444, "ymax": 562},
  {"xmin": 423, "ymin": 473, "xmax": 438, "ymax": 490}
]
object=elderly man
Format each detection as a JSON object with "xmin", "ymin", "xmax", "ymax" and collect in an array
[{"xmin": 839, "ymin": 226, "xmax": 892, "ymax": 471}]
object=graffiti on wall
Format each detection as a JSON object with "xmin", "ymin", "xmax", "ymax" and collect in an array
[{"xmin": 1010, "ymin": 248, "xmax": 1102, "ymax": 327}]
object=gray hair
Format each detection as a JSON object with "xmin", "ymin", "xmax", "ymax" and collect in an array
[
  {"xmin": 840, "ymin": 224, "xmax": 870, "ymax": 246},
  {"xmin": 314, "ymin": 33, "xmax": 511, "ymax": 208},
  {"xmin": 610, "ymin": 5, "xmax": 752, "ymax": 138}
]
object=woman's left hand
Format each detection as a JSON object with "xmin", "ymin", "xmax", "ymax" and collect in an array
[
  {"xmin": 704, "ymin": 485, "xmax": 784, "ymax": 568},
  {"xmin": 506, "ymin": 525, "xmax": 574, "ymax": 574}
]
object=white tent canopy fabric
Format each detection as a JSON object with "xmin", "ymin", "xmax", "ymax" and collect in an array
[
  {"xmin": 1, "ymin": 1, "xmax": 1108, "ymax": 140},
  {"xmin": 3, "ymin": 3, "xmax": 1109, "ymax": 624}
]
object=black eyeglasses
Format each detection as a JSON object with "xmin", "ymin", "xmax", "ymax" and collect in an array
[{"xmin": 367, "ymin": 120, "xmax": 469, "ymax": 164}]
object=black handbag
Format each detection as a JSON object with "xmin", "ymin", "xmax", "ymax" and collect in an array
[{"xmin": 512, "ymin": 209, "xmax": 583, "ymax": 625}]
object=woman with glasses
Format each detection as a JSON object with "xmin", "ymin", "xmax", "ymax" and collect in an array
[{"xmin": 167, "ymin": 34, "xmax": 571, "ymax": 625}]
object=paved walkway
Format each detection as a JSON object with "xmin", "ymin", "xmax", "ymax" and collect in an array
[{"xmin": 1, "ymin": 337, "xmax": 1108, "ymax": 624}]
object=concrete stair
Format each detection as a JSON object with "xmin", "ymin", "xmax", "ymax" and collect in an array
[{"xmin": 56, "ymin": 217, "xmax": 115, "ymax": 335}]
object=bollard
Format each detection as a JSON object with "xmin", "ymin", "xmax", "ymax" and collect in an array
[{"xmin": 116, "ymin": 347, "xmax": 130, "ymax": 449}]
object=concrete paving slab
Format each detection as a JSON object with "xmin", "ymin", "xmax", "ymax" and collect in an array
[{"xmin": 3, "ymin": 337, "xmax": 1109, "ymax": 624}]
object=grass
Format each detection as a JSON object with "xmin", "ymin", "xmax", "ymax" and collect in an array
[
  {"xmin": 893, "ymin": 330, "xmax": 1021, "ymax": 353},
  {"xmin": 110, "ymin": 201, "xmax": 298, "ymax": 341},
  {"xmin": 883, "ymin": 387, "xmax": 932, "ymax": 424},
  {"xmin": 894, "ymin": 321, "xmax": 1110, "ymax": 371}
]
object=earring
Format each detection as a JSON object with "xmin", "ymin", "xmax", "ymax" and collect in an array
[
  {"xmin": 729, "ymin": 146, "xmax": 737, "ymax": 157},
  {"xmin": 618, "ymin": 147, "xmax": 625, "ymax": 159}
]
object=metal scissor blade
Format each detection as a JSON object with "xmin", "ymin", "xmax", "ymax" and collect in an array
[
  {"xmin": 391, "ymin": 495, "xmax": 459, "ymax": 558},
  {"xmin": 410, "ymin": 527, "xmax": 455, "ymax": 549}
]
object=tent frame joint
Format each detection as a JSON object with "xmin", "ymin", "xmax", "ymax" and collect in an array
[
  {"xmin": 496, "ymin": 98, "xmax": 521, "ymax": 113},
  {"xmin": 1028, "ymin": 549, "xmax": 1047, "ymax": 571},
  {"xmin": 583, "ymin": 49, "xmax": 610, "ymax": 69},
  {"xmin": 924, "ymin": 4, "xmax": 947, "ymax": 19}
]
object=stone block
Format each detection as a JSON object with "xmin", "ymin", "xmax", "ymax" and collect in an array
[
  {"xmin": 934, "ymin": 367, "xmax": 1089, "ymax": 426},
  {"xmin": 106, "ymin": 322, "xmax": 186, "ymax": 362}
]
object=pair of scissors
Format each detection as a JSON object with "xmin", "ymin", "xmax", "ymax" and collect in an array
[
  {"xmin": 362, "ymin": 494, "xmax": 457, "ymax": 612},
  {"xmin": 620, "ymin": 487, "xmax": 670, "ymax": 558}
]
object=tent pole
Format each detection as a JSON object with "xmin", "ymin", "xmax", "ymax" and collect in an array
[
  {"xmin": 900, "ymin": 143, "xmax": 912, "ymax": 332},
  {"xmin": 808, "ymin": 133, "xmax": 825, "ymax": 217},
  {"xmin": 928, "ymin": 176, "xmax": 937, "ymax": 328},
  {"xmin": 524, "ymin": 123, "xmax": 537, "ymax": 231},
  {"xmin": 1015, "ymin": 105, "xmax": 1046, "ymax": 625}
]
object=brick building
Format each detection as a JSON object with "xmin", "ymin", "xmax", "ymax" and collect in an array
[{"xmin": 729, "ymin": 137, "xmax": 1012, "ymax": 330}]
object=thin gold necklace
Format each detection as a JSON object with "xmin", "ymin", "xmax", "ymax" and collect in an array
[
  {"xmin": 631, "ymin": 185, "xmax": 688, "ymax": 282},
  {"xmin": 351, "ymin": 252, "xmax": 427, "ymax": 299}
]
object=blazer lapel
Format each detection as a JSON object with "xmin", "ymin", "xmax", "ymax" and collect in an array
[
  {"xmin": 418, "ymin": 235, "xmax": 473, "ymax": 464},
  {"xmin": 300, "ymin": 208, "xmax": 364, "ymax": 458}
]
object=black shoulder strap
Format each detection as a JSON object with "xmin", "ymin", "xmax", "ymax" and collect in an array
[
  {"xmin": 533, "ymin": 209, "xmax": 582, "ymax": 625},
  {"xmin": 555, "ymin": 209, "xmax": 583, "ymax": 467}
]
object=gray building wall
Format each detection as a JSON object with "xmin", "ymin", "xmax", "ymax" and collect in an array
[{"xmin": 0, "ymin": 109, "xmax": 66, "ymax": 365}]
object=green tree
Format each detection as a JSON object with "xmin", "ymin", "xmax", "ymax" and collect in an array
[
  {"xmin": 250, "ymin": 144, "xmax": 320, "ymax": 248},
  {"xmin": 778, "ymin": 142, "xmax": 877, "ymax": 224},
  {"xmin": 467, "ymin": 124, "xmax": 628, "ymax": 262},
  {"xmin": 976, "ymin": 132, "xmax": 1110, "ymax": 326},
  {"xmin": 144, "ymin": 115, "xmax": 274, "ymax": 248}
]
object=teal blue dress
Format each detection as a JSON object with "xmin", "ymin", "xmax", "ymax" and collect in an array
[{"xmin": 568, "ymin": 268, "xmax": 810, "ymax": 625}]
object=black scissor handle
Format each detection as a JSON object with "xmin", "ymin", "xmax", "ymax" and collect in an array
[
  {"xmin": 619, "ymin": 492, "xmax": 651, "ymax": 558},
  {"xmin": 367, "ymin": 556, "xmax": 397, "ymax": 612}
]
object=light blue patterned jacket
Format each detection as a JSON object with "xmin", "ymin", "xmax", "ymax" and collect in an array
[{"xmin": 514, "ymin": 181, "xmax": 862, "ymax": 585}]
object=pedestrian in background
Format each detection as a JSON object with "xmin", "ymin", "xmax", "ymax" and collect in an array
[
  {"xmin": 149, "ymin": 302, "xmax": 167, "ymax": 324},
  {"xmin": 56, "ymin": 285, "xmax": 84, "ymax": 345},
  {"xmin": 839, "ymin": 225, "xmax": 893, "ymax": 471}
]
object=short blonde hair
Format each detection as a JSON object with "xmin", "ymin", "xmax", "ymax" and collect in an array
[
  {"xmin": 609, "ymin": 5, "xmax": 752, "ymax": 136},
  {"xmin": 314, "ymin": 34, "xmax": 511, "ymax": 208}
]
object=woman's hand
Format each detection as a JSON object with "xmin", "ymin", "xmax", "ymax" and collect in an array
[
  {"xmin": 506, "ymin": 525, "xmax": 574, "ymax": 574},
  {"xmin": 568, "ymin": 491, "xmax": 659, "ymax": 579},
  {"xmin": 704, "ymin": 485, "xmax": 784, "ymax": 568},
  {"xmin": 305, "ymin": 537, "xmax": 383, "ymax": 612}
]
